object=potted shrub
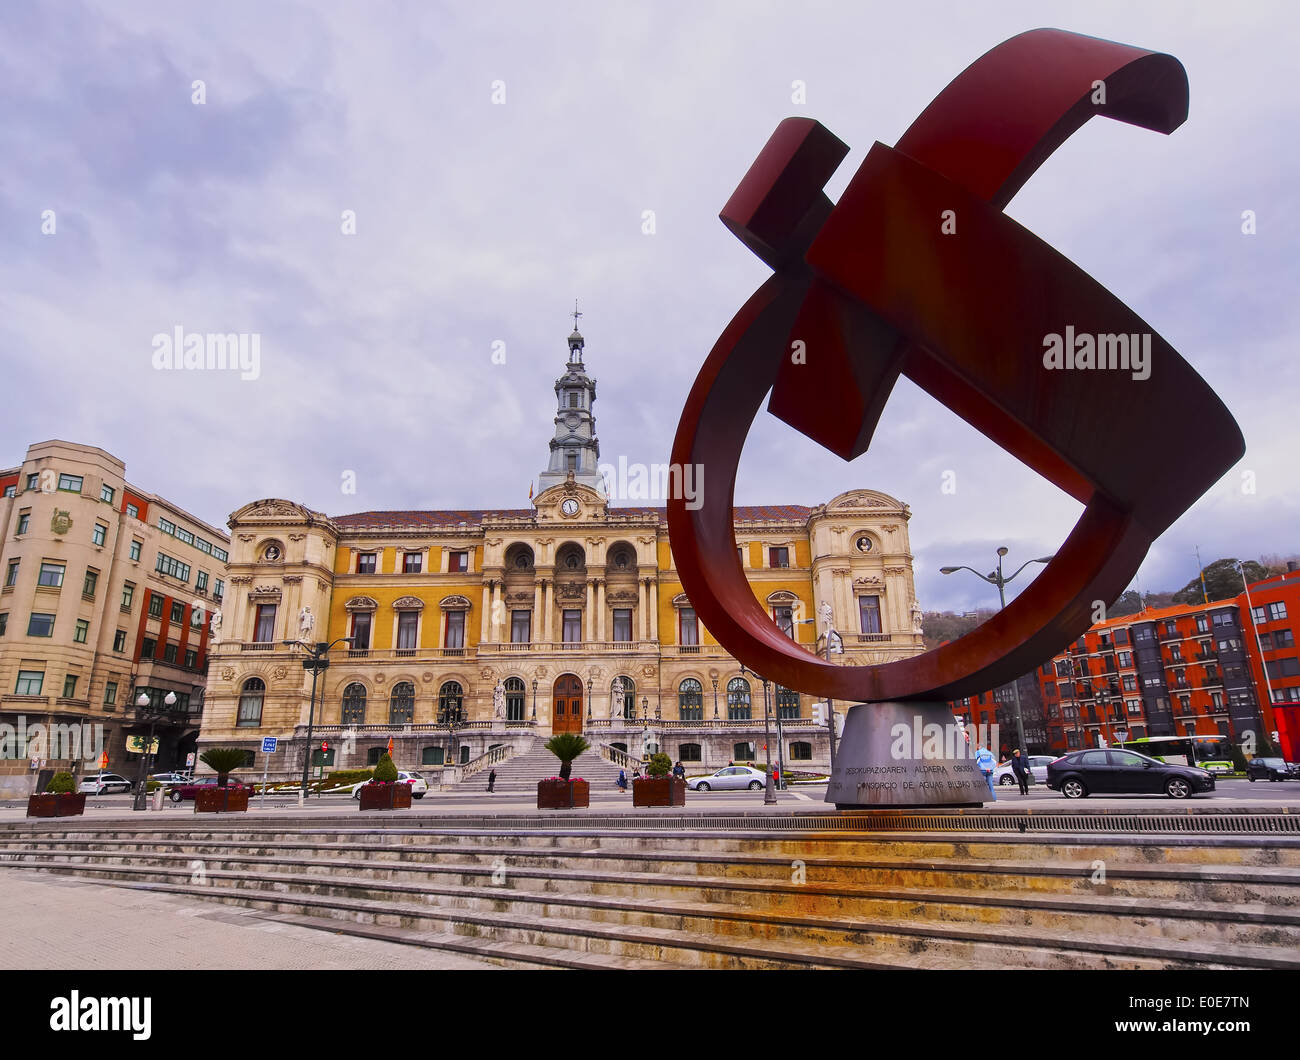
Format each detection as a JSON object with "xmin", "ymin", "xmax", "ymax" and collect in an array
[
  {"xmin": 359, "ymin": 753, "xmax": 412, "ymax": 810},
  {"xmin": 26, "ymin": 771, "xmax": 86, "ymax": 818},
  {"xmin": 633, "ymin": 752, "xmax": 686, "ymax": 807},
  {"xmin": 195, "ymin": 748, "xmax": 251, "ymax": 813},
  {"xmin": 538, "ymin": 734, "xmax": 591, "ymax": 809}
]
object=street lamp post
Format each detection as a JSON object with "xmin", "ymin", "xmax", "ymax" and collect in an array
[
  {"xmin": 941, "ymin": 548, "xmax": 1053, "ymax": 757},
  {"xmin": 739, "ymin": 663, "xmax": 777, "ymax": 804},
  {"xmin": 802, "ymin": 617, "xmax": 843, "ymax": 772},
  {"xmin": 531, "ymin": 678, "xmax": 538, "ymax": 720},
  {"xmin": 131, "ymin": 690, "xmax": 177, "ymax": 811},
  {"xmin": 586, "ymin": 677, "xmax": 593, "ymax": 720},
  {"xmin": 710, "ymin": 674, "xmax": 719, "ymax": 719},
  {"xmin": 283, "ymin": 636, "xmax": 352, "ymax": 798}
]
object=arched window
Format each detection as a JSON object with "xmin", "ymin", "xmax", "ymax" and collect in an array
[
  {"xmin": 678, "ymin": 678, "xmax": 703, "ymax": 721},
  {"xmin": 790, "ymin": 741, "xmax": 812, "ymax": 761},
  {"xmin": 439, "ymin": 681, "xmax": 463, "ymax": 724},
  {"xmin": 727, "ymin": 677, "xmax": 751, "ymax": 721},
  {"xmin": 776, "ymin": 686, "xmax": 800, "ymax": 719},
  {"xmin": 733, "ymin": 741, "xmax": 755, "ymax": 762},
  {"xmin": 678, "ymin": 742, "xmax": 702, "ymax": 762},
  {"xmin": 612, "ymin": 676, "xmax": 636, "ymax": 719},
  {"xmin": 236, "ymin": 677, "xmax": 264, "ymax": 727},
  {"xmin": 341, "ymin": 682, "xmax": 366, "ymax": 725},
  {"xmin": 389, "ymin": 681, "xmax": 414, "ymax": 725},
  {"xmin": 422, "ymin": 746, "xmax": 445, "ymax": 766},
  {"xmin": 504, "ymin": 676, "xmax": 526, "ymax": 722}
]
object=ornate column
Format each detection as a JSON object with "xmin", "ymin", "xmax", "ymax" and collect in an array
[
  {"xmin": 480, "ymin": 582, "xmax": 491, "ymax": 642},
  {"xmin": 585, "ymin": 580, "xmax": 595, "ymax": 642},
  {"xmin": 596, "ymin": 580, "xmax": 606, "ymax": 641},
  {"xmin": 532, "ymin": 580, "xmax": 542, "ymax": 642},
  {"xmin": 649, "ymin": 580, "xmax": 659, "ymax": 640},
  {"xmin": 490, "ymin": 581, "xmax": 503, "ymax": 642},
  {"xmin": 543, "ymin": 580, "xmax": 554, "ymax": 643},
  {"xmin": 639, "ymin": 579, "xmax": 649, "ymax": 640}
]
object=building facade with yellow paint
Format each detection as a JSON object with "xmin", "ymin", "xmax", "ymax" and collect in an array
[{"xmin": 197, "ymin": 326, "xmax": 923, "ymax": 777}]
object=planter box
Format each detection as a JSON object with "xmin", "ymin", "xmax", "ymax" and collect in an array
[
  {"xmin": 194, "ymin": 787, "xmax": 250, "ymax": 814},
  {"xmin": 632, "ymin": 776, "xmax": 687, "ymax": 807},
  {"xmin": 537, "ymin": 778, "xmax": 590, "ymax": 809},
  {"xmin": 26, "ymin": 793, "xmax": 86, "ymax": 818},
  {"xmin": 359, "ymin": 782, "xmax": 413, "ymax": 811}
]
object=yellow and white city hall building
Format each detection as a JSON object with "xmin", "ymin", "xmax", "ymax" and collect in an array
[{"xmin": 197, "ymin": 325, "xmax": 924, "ymax": 779}]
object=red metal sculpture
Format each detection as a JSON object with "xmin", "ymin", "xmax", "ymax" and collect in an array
[{"xmin": 667, "ymin": 28, "xmax": 1244, "ymax": 703}]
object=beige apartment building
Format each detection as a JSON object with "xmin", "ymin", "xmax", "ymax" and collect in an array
[
  {"xmin": 0, "ymin": 441, "xmax": 228, "ymax": 797},
  {"xmin": 197, "ymin": 325, "xmax": 924, "ymax": 781}
]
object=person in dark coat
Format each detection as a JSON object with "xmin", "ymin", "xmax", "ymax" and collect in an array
[
  {"xmin": 1010, "ymin": 748, "xmax": 1030, "ymax": 795},
  {"xmin": 617, "ymin": 769, "xmax": 628, "ymax": 793},
  {"xmin": 672, "ymin": 761, "xmax": 686, "ymax": 781},
  {"xmin": 487, "ymin": 768, "xmax": 496, "ymax": 793}
]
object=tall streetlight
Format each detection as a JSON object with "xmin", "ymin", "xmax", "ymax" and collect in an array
[
  {"xmin": 801, "ymin": 617, "xmax": 843, "ymax": 771},
  {"xmin": 710, "ymin": 674, "xmax": 719, "ymax": 720},
  {"xmin": 282, "ymin": 636, "xmax": 352, "ymax": 797},
  {"xmin": 941, "ymin": 548, "xmax": 1053, "ymax": 757},
  {"xmin": 131, "ymin": 690, "xmax": 177, "ymax": 811},
  {"xmin": 739, "ymin": 663, "xmax": 777, "ymax": 805},
  {"xmin": 531, "ymin": 678, "xmax": 538, "ymax": 720}
]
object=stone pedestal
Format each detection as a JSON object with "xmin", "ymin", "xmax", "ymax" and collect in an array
[{"xmin": 825, "ymin": 701, "xmax": 989, "ymax": 808}]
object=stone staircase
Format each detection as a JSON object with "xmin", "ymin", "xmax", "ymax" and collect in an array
[
  {"xmin": 457, "ymin": 739, "xmax": 627, "ymax": 796},
  {"xmin": 2, "ymin": 820, "xmax": 1299, "ymax": 969}
]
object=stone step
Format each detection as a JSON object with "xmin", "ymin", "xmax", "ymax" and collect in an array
[
  {"xmin": 10, "ymin": 846, "xmax": 1298, "ymax": 948},
  {"xmin": 8, "ymin": 862, "xmax": 1233, "ymax": 969}
]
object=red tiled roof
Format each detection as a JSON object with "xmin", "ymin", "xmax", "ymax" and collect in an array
[{"xmin": 331, "ymin": 504, "xmax": 813, "ymax": 529}]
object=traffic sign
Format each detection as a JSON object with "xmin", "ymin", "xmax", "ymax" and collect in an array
[
  {"xmin": 261, "ymin": 737, "xmax": 278, "ymax": 753},
  {"xmin": 185, "ymin": 752, "xmax": 195, "ymax": 766},
  {"xmin": 99, "ymin": 751, "xmax": 109, "ymax": 769}
]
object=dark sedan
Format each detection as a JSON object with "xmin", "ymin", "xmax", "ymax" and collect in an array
[
  {"xmin": 1246, "ymin": 757, "xmax": 1299, "ymax": 782},
  {"xmin": 1046, "ymin": 748, "xmax": 1216, "ymax": 800},
  {"xmin": 167, "ymin": 777, "xmax": 253, "ymax": 803}
]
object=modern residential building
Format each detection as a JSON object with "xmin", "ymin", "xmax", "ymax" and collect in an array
[
  {"xmin": 0, "ymin": 441, "xmax": 227, "ymax": 797},
  {"xmin": 197, "ymin": 324, "xmax": 925, "ymax": 779}
]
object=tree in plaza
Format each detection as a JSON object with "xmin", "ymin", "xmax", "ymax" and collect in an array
[{"xmin": 1171, "ymin": 557, "xmax": 1269, "ymax": 605}]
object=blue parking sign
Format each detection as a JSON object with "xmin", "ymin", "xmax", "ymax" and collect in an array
[{"xmin": 261, "ymin": 737, "xmax": 278, "ymax": 753}]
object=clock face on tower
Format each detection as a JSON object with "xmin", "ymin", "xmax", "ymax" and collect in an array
[{"xmin": 560, "ymin": 499, "xmax": 580, "ymax": 517}]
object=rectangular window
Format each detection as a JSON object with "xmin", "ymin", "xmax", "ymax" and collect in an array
[
  {"xmin": 1196, "ymin": 615, "xmax": 1209, "ymax": 633},
  {"xmin": 104, "ymin": 681, "xmax": 117, "ymax": 706},
  {"xmin": 769, "ymin": 546, "xmax": 790, "ymax": 568},
  {"xmin": 83, "ymin": 570, "xmax": 98, "ymax": 597},
  {"xmin": 0, "ymin": 613, "xmax": 6, "ymax": 636},
  {"xmin": 1127, "ymin": 699, "xmax": 1142, "ymax": 715},
  {"xmin": 120, "ymin": 583, "xmax": 134, "ymax": 611},
  {"xmin": 1, "ymin": 485, "xmax": 12, "ymax": 498},
  {"xmin": 126, "ymin": 502, "xmax": 139, "ymax": 519},
  {"xmin": 403, "ymin": 552, "xmax": 423, "ymax": 573},
  {"xmin": 357, "ymin": 552, "xmax": 377, "ymax": 574},
  {"xmin": 163, "ymin": 643, "xmax": 178, "ymax": 663},
  {"xmin": 350, "ymin": 612, "xmax": 372, "ymax": 650},
  {"xmin": 1260, "ymin": 632, "xmax": 1274, "ymax": 651},
  {"xmin": 158, "ymin": 517, "xmax": 176, "ymax": 535},
  {"xmin": 74, "ymin": 619, "xmax": 89, "ymax": 644},
  {"xmin": 15, "ymin": 670, "xmax": 43, "ymax": 695},
  {"xmin": 27, "ymin": 612, "xmax": 55, "ymax": 637},
  {"xmin": 1252, "ymin": 606, "xmax": 1267, "ymax": 624},
  {"xmin": 511, "ymin": 610, "xmax": 531, "ymax": 644},
  {"xmin": 612, "ymin": 608, "xmax": 632, "ymax": 642},
  {"xmin": 25, "ymin": 473, "xmax": 38, "ymax": 491},
  {"xmin": 679, "ymin": 607, "xmax": 698, "ymax": 646},
  {"xmin": 37, "ymin": 562, "xmax": 65, "ymax": 588},
  {"xmin": 1213, "ymin": 611, "xmax": 1235, "ymax": 627},
  {"xmin": 1117, "ymin": 651, "xmax": 1132, "ymax": 667},
  {"xmin": 155, "ymin": 553, "xmax": 190, "ymax": 581},
  {"xmin": 113, "ymin": 629, "xmax": 126, "ymax": 652},
  {"xmin": 195, "ymin": 570, "xmax": 208, "ymax": 593},
  {"xmin": 445, "ymin": 610, "xmax": 466, "ymax": 648},
  {"xmin": 1268, "ymin": 602, "xmax": 1288, "ymax": 621},
  {"xmin": 1122, "ymin": 675, "xmax": 1137, "ymax": 692},
  {"xmin": 16, "ymin": 511, "xmax": 29, "ymax": 534},
  {"xmin": 773, "ymin": 605, "xmax": 795, "ymax": 639},
  {"xmin": 1114, "ymin": 628, "xmax": 1130, "ymax": 644},
  {"xmin": 92, "ymin": 522, "xmax": 107, "ymax": 546},
  {"xmin": 174, "ymin": 527, "xmax": 194, "ymax": 546},
  {"xmin": 60, "ymin": 674, "xmax": 77, "ymax": 699},
  {"xmin": 57, "ymin": 474, "xmax": 83, "ymax": 493},
  {"xmin": 141, "ymin": 637, "xmax": 156, "ymax": 657},
  {"xmin": 5, "ymin": 560, "xmax": 19, "ymax": 587},
  {"xmin": 148, "ymin": 594, "xmax": 164, "ymax": 618},
  {"xmin": 190, "ymin": 608, "xmax": 202, "ymax": 629},
  {"xmin": 859, "ymin": 595, "xmax": 882, "ymax": 634},
  {"xmin": 184, "ymin": 649, "xmax": 197, "ymax": 668},
  {"xmin": 1275, "ymin": 629, "xmax": 1295, "ymax": 649},
  {"xmin": 1211, "ymin": 691, "xmax": 1222, "ymax": 709},
  {"xmin": 253, "ymin": 604, "xmax": 277, "ymax": 643},
  {"xmin": 170, "ymin": 601, "xmax": 184, "ymax": 623},
  {"xmin": 194, "ymin": 536, "xmax": 212, "ymax": 555},
  {"xmin": 562, "ymin": 609, "xmax": 582, "ymax": 643},
  {"xmin": 129, "ymin": 539, "xmax": 142, "ymax": 561},
  {"xmin": 448, "ymin": 550, "xmax": 469, "ymax": 572},
  {"xmin": 213, "ymin": 579, "xmax": 224, "ymax": 600},
  {"xmin": 211, "ymin": 546, "xmax": 228, "ymax": 563},
  {"xmin": 100, "ymin": 483, "xmax": 115, "ymax": 504},
  {"xmin": 397, "ymin": 611, "xmax": 419, "ymax": 650}
]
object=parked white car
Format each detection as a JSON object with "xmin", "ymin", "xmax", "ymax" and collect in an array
[
  {"xmin": 350, "ymin": 771, "xmax": 428, "ymax": 799},
  {"xmin": 687, "ymin": 765, "xmax": 768, "ymax": 792},
  {"xmin": 77, "ymin": 773, "xmax": 133, "ymax": 795},
  {"xmin": 992, "ymin": 755, "xmax": 1055, "ymax": 787}
]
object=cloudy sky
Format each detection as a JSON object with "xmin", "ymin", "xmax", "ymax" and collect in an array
[{"xmin": 2, "ymin": 0, "xmax": 1296, "ymax": 613}]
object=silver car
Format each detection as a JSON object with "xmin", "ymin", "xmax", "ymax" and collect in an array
[
  {"xmin": 687, "ymin": 765, "xmax": 768, "ymax": 792},
  {"xmin": 77, "ymin": 773, "xmax": 133, "ymax": 794}
]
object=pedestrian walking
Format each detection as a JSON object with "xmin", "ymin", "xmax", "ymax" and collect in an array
[
  {"xmin": 975, "ymin": 744, "xmax": 997, "ymax": 801},
  {"xmin": 486, "ymin": 768, "xmax": 496, "ymax": 794},
  {"xmin": 672, "ymin": 760, "xmax": 685, "ymax": 781},
  {"xmin": 617, "ymin": 769, "xmax": 628, "ymax": 793},
  {"xmin": 1010, "ymin": 748, "xmax": 1030, "ymax": 795}
]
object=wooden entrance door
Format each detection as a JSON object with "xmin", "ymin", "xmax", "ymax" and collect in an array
[{"xmin": 552, "ymin": 674, "xmax": 584, "ymax": 734}]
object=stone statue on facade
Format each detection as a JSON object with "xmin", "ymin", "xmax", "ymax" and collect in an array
[
  {"xmin": 611, "ymin": 676, "xmax": 625, "ymax": 718},
  {"xmin": 493, "ymin": 680, "xmax": 506, "ymax": 719},
  {"xmin": 299, "ymin": 605, "xmax": 314, "ymax": 640},
  {"xmin": 911, "ymin": 597, "xmax": 924, "ymax": 635},
  {"xmin": 208, "ymin": 608, "xmax": 223, "ymax": 643},
  {"xmin": 817, "ymin": 601, "xmax": 833, "ymax": 631}
]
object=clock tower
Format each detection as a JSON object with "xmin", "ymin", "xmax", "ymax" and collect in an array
[{"xmin": 537, "ymin": 306, "xmax": 604, "ymax": 495}]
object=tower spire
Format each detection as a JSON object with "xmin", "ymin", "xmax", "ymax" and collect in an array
[
  {"xmin": 538, "ymin": 311, "xmax": 601, "ymax": 494},
  {"xmin": 571, "ymin": 299, "xmax": 583, "ymax": 333}
]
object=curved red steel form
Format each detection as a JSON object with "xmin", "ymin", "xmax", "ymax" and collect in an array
[{"xmin": 667, "ymin": 28, "xmax": 1244, "ymax": 703}]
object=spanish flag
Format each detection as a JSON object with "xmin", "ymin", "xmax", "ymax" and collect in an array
[{"xmin": 528, "ymin": 481, "xmax": 534, "ymax": 501}]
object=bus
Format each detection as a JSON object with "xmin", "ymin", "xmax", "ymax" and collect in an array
[{"xmin": 1115, "ymin": 735, "xmax": 1234, "ymax": 773}]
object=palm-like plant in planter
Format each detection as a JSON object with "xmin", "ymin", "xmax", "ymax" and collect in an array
[
  {"xmin": 633, "ymin": 751, "xmax": 686, "ymax": 807},
  {"xmin": 199, "ymin": 747, "xmax": 248, "ymax": 787},
  {"xmin": 544, "ymin": 733, "xmax": 591, "ymax": 780}
]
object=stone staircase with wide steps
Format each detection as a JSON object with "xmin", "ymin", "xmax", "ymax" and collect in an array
[
  {"xmin": 3, "ymin": 821, "xmax": 1299, "ymax": 970},
  {"xmin": 459, "ymin": 739, "xmax": 626, "ymax": 795}
]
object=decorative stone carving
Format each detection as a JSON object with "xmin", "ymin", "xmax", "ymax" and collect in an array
[
  {"xmin": 556, "ymin": 583, "xmax": 585, "ymax": 602},
  {"xmin": 884, "ymin": 565, "xmax": 908, "ymax": 575},
  {"xmin": 298, "ymin": 605, "xmax": 314, "ymax": 639},
  {"xmin": 392, "ymin": 596, "xmax": 425, "ymax": 610},
  {"xmin": 911, "ymin": 596, "xmax": 924, "ymax": 635},
  {"xmin": 640, "ymin": 664, "xmax": 656, "ymax": 679},
  {"xmin": 229, "ymin": 575, "xmax": 253, "ymax": 585},
  {"xmin": 882, "ymin": 524, "xmax": 899, "ymax": 534},
  {"xmin": 220, "ymin": 667, "xmax": 235, "ymax": 680},
  {"xmin": 249, "ymin": 585, "xmax": 282, "ymax": 601},
  {"xmin": 854, "ymin": 575, "xmax": 884, "ymax": 589},
  {"xmin": 422, "ymin": 672, "xmax": 434, "ymax": 683},
  {"xmin": 273, "ymin": 665, "xmax": 288, "ymax": 680},
  {"xmin": 440, "ymin": 594, "xmax": 472, "ymax": 610},
  {"xmin": 493, "ymin": 681, "xmax": 506, "ymax": 719},
  {"xmin": 818, "ymin": 602, "xmax": 834, "ymax": 630},
  {"xmin": 237, "ymin": 533, "xmax": 255, "ymax": 542},
  {"xmin": 282, "ymin": 576, "xmax": 303, "ymax": 585},
  {"xmin": 479, "ymin": 667, "xmax": 495, "ymax": 680},
  {"xmin": 345, "ymin": 596, "xmax": 378, "ymax": 612},
  {"xmin": 374, "ymin": 673, "xmax": 386, "ymax": 684},
  {"xmin": 766, "ymin": 589, "xmax": 800, "ymax": 605},
  {"xmin": 606, "ymin": 588, "xmax": 639, "ymax": 604},
  {"xmin": 288, "ymin": 533, "xmax": 307, "ymax": 542},
  {"xmin": 208, "ymin": 609, "xmax": 223, "ymax": 642},
  {"xmin": 534, "ymin": 666, "xmax": 549, "ymax": 679}
]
